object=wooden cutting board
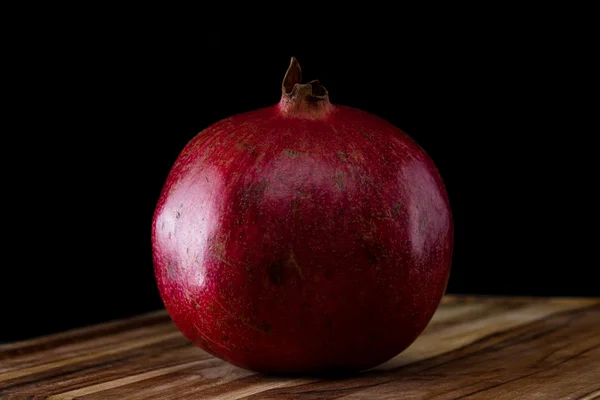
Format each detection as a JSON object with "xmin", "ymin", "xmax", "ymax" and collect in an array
[{"xmin": 1, "ymin": 295, "xmax": 599, "ymax": 399}]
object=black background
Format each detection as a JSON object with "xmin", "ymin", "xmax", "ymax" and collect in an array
[{"xmin": 3, "ymin": 13, "xmax": 597, "ymax": 343}]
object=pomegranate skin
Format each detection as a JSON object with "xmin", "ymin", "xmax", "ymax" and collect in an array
[{"xmin": 152, "ymin": 60, "xmax": 453, "ymax": 374}]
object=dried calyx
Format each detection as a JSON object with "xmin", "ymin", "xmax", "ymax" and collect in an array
[{"xmin": 278, "ymin": 57, "xmax": 333, "ymax": 119}]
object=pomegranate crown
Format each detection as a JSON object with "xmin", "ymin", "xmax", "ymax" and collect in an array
[{"xmin": 278, "ymin": 57, "xmax": 333, "ymax": 119}]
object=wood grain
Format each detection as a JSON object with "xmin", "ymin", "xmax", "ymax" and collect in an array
[{"xmin": 1, "ymin": 295, "xmax": 599, "ymax": 399}]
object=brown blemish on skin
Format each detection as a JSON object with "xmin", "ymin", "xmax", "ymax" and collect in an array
[
  {"xmin": 267, "ymin": 250, "xmax": 304, "ymax": 286},
  {"xmin": 261, "ymin": 321, "xmax": 272, "ymax": 333},
  {"xmin": 359, "ymin": 129, "xmax": 374, "ymax": 143},
  {"xmin": 391, "ymin": 202, "xmax": 403, "ymax": 217},
  {"xmin": 334, "ymin": 172, "xmax": 346, "ymax": 191},
  {"xmin": 239, "ymin": 180, "xmax": 268, "ymax": 210},
  {"xmin": 372, "ymin": 208, "xmax": 395, "ymax": 221},
  {"xmin": 255, "ymin": 150, "xmax": 266, "ymax": 163},
  {"xmin": 334, "ymin": 206, "xmax": 346, "ymax": 220},
  {"xmin": 237, "ymin": 139, "xmax": 258, "ymax": 156},
  {"xmin": 336, "ymin": 150, "xmax": 347, "ymax": 161},
  {"xmin": 268, "ymin": 260, "xmax": 285, "ymax": 285},
  {"xmin": 296, "ymin": 189, "xmax": 312, "ymax": 198},
  {"xmin": 284, "ymin": 149, "xmax": 303, "ymax": 158},
  {"xmin": 213, "ymin": 236, "xmax": 235, "ymax": 266},
  {"xmin": 183, "ymin": 288, "xmax": 202, "ymax": 310},
  {"xmin": 200, "ymin": 148, "xmax": 211, "ymax": 162},
  {"xmin": 244, "ymin": 263, "xmax": 256, "ymax": 282},
  {"xmin": 166, "ymin": 261, "xmax": 177, "ymax": 280},
  {"xmin": 350, "ymin": 148, "xmax": 365, "ymax": 163},
  {"xmin": 364, "ymin": 242, "xmax": 385, "ymax": 265},
  {"xmin": 288, "ymin": 249, "xmax": 304, "ymax": 279}
]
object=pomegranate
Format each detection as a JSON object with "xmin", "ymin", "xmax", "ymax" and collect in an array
[{"xmin": 152, "ymin": 58, "xmax": 453, "ymax": 374}]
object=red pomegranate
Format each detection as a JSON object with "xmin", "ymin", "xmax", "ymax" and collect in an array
[{"xmin": 152, "ymin": 58, "xmax": 453, "ymax": 374}]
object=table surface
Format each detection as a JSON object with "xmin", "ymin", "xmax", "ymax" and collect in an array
[{"xmin": 1, "ymin": 295, "xmax": 599, "ymax": 400}]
